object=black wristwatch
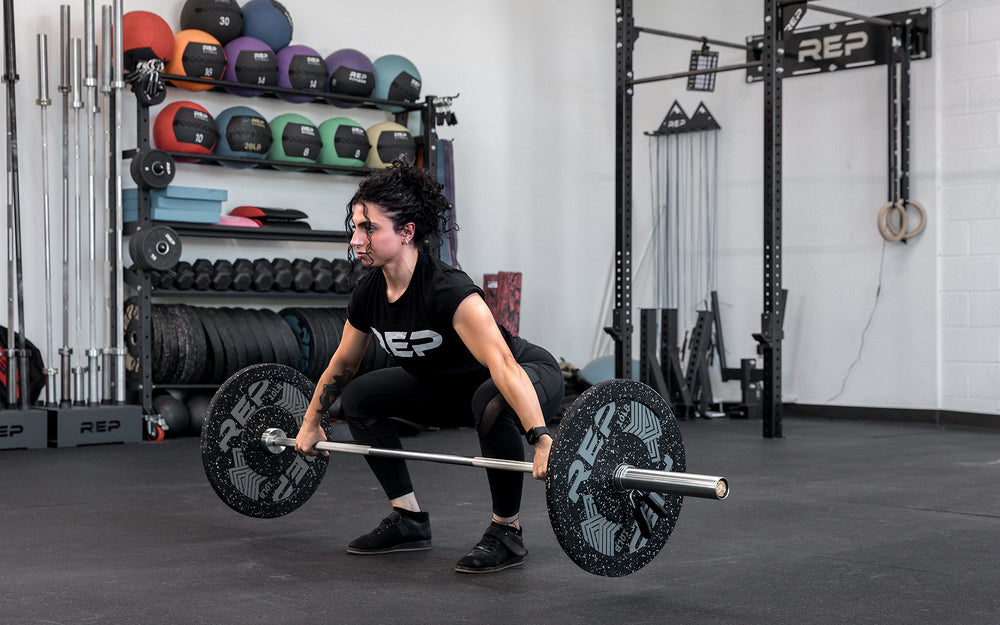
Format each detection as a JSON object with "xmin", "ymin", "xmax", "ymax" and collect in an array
[{"xmin": 525, "ymin": 426, "xmax": 551, "ymax": 446}]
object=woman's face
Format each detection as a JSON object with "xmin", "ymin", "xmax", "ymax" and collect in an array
[{"xmin": 350, "ymin": 202, "xmax": 410, "ymax": 267}]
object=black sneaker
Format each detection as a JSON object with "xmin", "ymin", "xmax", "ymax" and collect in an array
[
  {"xmin": 347, "ymin": 508, "xmax": 432, "ymax": 555},
  {"xmin": 454, "ymin": 522, "xmax": 527, "ymax": 573}
]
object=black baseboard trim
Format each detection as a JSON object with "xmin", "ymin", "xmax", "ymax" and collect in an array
[{"xmin": 783, "ymin": 404, "xmax": 1000, "ymax": 431}]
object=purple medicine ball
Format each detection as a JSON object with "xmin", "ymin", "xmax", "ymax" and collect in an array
[
  {"xmin": 222, "ymin": 36, "xmax": 277, "ymax": 97},
  {"xmin": 323, "ymin": 48, "xmax": 375, "ymax": 108},
  {"xmin": 276, "ymin": 44, "xmax": 328, "ymax": 103}
]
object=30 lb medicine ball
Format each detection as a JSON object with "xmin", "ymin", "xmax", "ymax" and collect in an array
[
  {"xmin": 268, "ymin": 113, "xmax": 321, "ymax": 172},
  {"xmin": 324, "ymin": 48, "xmax": 375, "ymax": 108},
  {"xmin": 122, "ymin": 11, "xmax": 174, "ymax": 72},
  {"xmin": 276, "ymin": 44, "xmax": 327, "ymax": 103},
  {"xmin": 214, "ymin": 106, "xmax": 272, "ymax": 169},
  {"xmin": 365, "ymin": 121, "xmax": 416, "ymax": 169},
  {"xmin": 241, "ymin": 0, "xmax": 293, "ymax": 52},
  {"xmin": 318, "ymin": 117, "xmax": 369, "ymax": 169},
  {"xmin": 164, "ymin": 29, "xmax": 226, "ymax": 91},
  {"xmin": 154, "ymin": 101, "xmax": 219, "ymax": 158},
  {"xmin": 180, "ymin": 0, "xmax": 243, "ymax": 45},
  {"xmin": 372, "ymin": 54, "xmax": 421, "ymax": 112},
  {"xmin": 222, "ymin": 36, "xmax": 277, "ymax": 97}
]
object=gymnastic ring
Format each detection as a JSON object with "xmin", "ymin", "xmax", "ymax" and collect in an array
[
  {"xmin": 899, "ymin": 198, "xmax": 927, "ymax": 240},
  {"xmin": 878, "ymin": 200, "xmax": 907, "ymax": 242}
]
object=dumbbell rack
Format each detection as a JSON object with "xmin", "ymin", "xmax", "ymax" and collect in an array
[{"xmin": 124, "ymin": 76, "xmax": 448, "ymax": 435}]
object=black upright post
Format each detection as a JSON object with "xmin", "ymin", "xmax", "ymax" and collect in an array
[
  {"xmin": 761, "ymin": 0, "xmax": 783, "ymax": 438},
  {"xmin": 612, "ymin": 0, "xmax": 636, "ymax": 379}
]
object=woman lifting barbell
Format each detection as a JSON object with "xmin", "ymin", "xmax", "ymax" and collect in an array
[{"xmin": 294, "ymin": 161, "xmax": 565, "ymax": 573}]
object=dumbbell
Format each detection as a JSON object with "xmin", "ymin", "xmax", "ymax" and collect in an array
[
  {"xmin": 231, "ymin": 258, "xmax": 253, "ymax": 291},
  {"xmin": 192, "ymin": 259, "xmax": 214, "ymax": 291},
  {"xmin": 212, "ymin": 259, "xmax": 235, "ymax": 291},
  {"xmin": 273, "ymin": 258, "xmax": 311, "ymax": 292},
  {"xmin": 270, "ymin": 258, "xmax": 294, "ymax": 291},
  {"xmin": 311, "ymin": 258, "xmax": 335, "ymax": 292},
  {"xmin": 173, "ymin": 261, "xmax": 196, "ymax": 290},
  {"xmin": 148, "ymin": 268, "xmax": 177, "ymax": 290},
  {"xmin": 331, "ymin": 258, "xmax": 353, "ymax": 293},
  {"xmin": 291, "ymin": 259, "xmax": 316, "ymax": 292},
  {"xmin": 232, "ymin": 259, "xmax": 273, "ymax": 291}
]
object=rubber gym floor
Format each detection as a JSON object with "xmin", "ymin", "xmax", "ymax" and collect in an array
[{"xmin": 1, "ymin": 415, "xmax": 997, "ymax": 625}]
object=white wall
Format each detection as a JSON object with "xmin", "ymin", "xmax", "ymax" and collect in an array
[
  {"xmin": 1, "ymin": 1, "xmax": 996, "ymax": 420},
  {"xmin": 936, "ymin": 0, "xmax": 1000, "ymax": 415}
]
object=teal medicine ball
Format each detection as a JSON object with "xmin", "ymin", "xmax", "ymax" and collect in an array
[
  {"xmin": 317, "ymin": 117, "xmax": 369, "ymax": 169},
  {"xmin": 372, "ymin": 54, "xmax": 421, "ymax": 112},
  {"xmin": 214, "ymin": 106, "xmax": 272, "ymax": 169},
  {"xmin": 268, "ymin": 113, "xmax": 320, "ymax": 171}
]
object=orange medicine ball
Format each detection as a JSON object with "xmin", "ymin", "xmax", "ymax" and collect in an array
[{"xmin": 165, "ymin": 29, "xmax": 227, "ymax": 92}]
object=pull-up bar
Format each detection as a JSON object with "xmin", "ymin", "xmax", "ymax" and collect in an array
[
  {"xmin": 630, "ymin": 61, "xmax": 761, "ymax": 86},
  {"xmin": 804, "ymin": 4, "xmax": 898, "ymax": 27},
  {"xmin": 634, "ymin": 26, "xmax": 748, "ymax": 51}
]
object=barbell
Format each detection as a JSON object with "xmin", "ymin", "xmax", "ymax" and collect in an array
[{"xmin": 200, "ymin": 363, "xmax": 730, "ymax": 577}]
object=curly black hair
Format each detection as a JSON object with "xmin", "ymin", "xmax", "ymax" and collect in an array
[{"xmin": 345, "ymin": 160, "xmax": 456, "ymax": 260}]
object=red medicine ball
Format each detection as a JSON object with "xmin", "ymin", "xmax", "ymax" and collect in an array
[
  {"xmin": 154, "ymin": 101, "xmax": 219, "ymax": 158},
  {"xmin": 122, "ymin": 11, "xmax": 174, "ymax": 71}
]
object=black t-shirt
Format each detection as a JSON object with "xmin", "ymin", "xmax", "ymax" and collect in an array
[{"xmin": 348, "ymin": 253, "xmax": 521, "ymax": 380}]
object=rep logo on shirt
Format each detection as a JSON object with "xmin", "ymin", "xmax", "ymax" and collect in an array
[{"xmin": 371, "ymin": 328, "xmax": 443, "ymax": 358}]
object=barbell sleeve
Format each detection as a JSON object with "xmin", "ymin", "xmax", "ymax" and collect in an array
[{"xmin": 261, "ymin": 429, "xmax": 728, "ymax": 500}]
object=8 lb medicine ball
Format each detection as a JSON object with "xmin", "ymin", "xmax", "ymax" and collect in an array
[
  {"xmin": 213, "ymin": 106, "xmax": 272, "ymax": 168},
  {"xmin": 180, "ymin": 0, "xmax": 243, "ymax": 45},
  {"xmin": 165, "ymin": 29, "xmax": 226, "ymax": 92},
  {"xmin": 222, "ymin": 36, "xmax": 278, "ymax": 97},
  {"xmin": 318, "ymin": 117, "xmax": 369, "ymax": 169},
  {"xmin": 268, "ymin": 113, "xmax": 321, "ymax": 172},
  {"xmin": 241, "ymin": 0, "xmax": 293, "ymax": 52},
  {"xmin": 154, "ymin": 101, "xmax": 219, "ymax": 159},
  {"xmin": 372, "ymin": 54, "xmax": 421, "ymax": 112},
  {"xmin": 276, "ymin": 44, "xmax": 327, "ymax": 103},
  {"xmin": 365, "ymin": 121, "xmax": 416, "ymax": 169},
  {"xmin": 122, "ymin": 11, "xmax": 174, "ymax": 71},
  {"xmin": 324, "ymin": 48, "xmax": 375, "ymax": 108}
]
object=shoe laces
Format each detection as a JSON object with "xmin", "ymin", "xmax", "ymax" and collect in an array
[{"xmin": 471, "ymin": 532, "xmax": 504, "ymax": 556}]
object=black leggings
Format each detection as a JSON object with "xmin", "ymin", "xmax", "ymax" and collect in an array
[{"xmin": 340, "ymin": 343, "xmax": 565, "ymax": 518}]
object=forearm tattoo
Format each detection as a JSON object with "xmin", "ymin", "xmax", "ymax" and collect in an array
[{"xmin": 318, "ymin": 369, "xmax": 354, "ymax": 415}]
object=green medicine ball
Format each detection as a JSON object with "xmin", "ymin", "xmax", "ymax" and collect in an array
[
  {"xmin": 267, "ymin": 112, "xmax": 320, "ymax": 171},
  {"xmin": 317, "ymin": 117, "xmax": 369, "ymax": 169}
]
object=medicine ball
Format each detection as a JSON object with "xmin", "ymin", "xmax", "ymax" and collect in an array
[
  {"xmin": 276, "ymin": 44, "xmax": 327, "ymax": 103},
  {"xmin": 324, "ymin": 48, "xmax": 375, "ymax": 108},
  {"xmin": 154, "ymin": 101, "xmax": 219, "ymax": 158},
  {"xmin": 365, "ymin": 121, "xmax": 416, "ymax": 169},
  {"xmin": 241, "ymin": 0, "xmax": 293, "ymax": 52},
  {"xmin": 222, "ymin": 36, "xmax": 277, "ymax": 97},
  {"xmin": 213, "ymin": 106, "xmax": 272, "ymax": 169},
  {"xmin": 185, "ymin": 392, "xmax": 213, "ymax": 434},
  {"xmin": 122, "ymin": 11, "xmax": 174, "ymax": 72},
  {"xmin": 164, "ymin": 29, "xmax": 226, "ymax": 92},
  {"xmin": 268, "ymin": 113, "xmax": 321, "ymax": 172},
  {"xmin": 180, "ymin": 0, "xmax": 243, "ymax": 45},
  {"xmin": 372, "ymin": 54, "xmax": 421, "ymax": 112},
  {"xmin": 318, "ymin": 117, "xmax": 369, "ymax": 169},
  {"xmin": 153, "ymin": 393, "xmax": 190, "ymax": 437}
]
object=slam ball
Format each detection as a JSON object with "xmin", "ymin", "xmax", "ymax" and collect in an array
[
  {"xmin": 222, "ymin": 36, "xmax": 278, "ymax": 97},
  {"xmin": 164, "ymin": 29, "xmax": 226, "ymax": 92},
  {"xmin": 214, "ymin": 106, "xmax": 272, "ymax": 169},
  {"xmin": 372, "ymin": 54, "xmax": 421, "ymax": 112},
  {"xmin": 318, "ymin": 117, "xmax": 369, "ymax": 169},
  {"xmin": 241, "ymin": 0, "xmax": 293, "ymax": 52},
  {"xmin": 122, "ymin": 11, "xmax": 174, "ymax": 71},
  {"xmin": 180, "ymin": 0, "xmax": 243, "ymax": 45},
  {"xmin": 154, "ymin": 101, "xmax": 219, "ymax": 159},
  {"xmin": 324, "ymin": 48, "xmax": 375, "ymax": 108},
  {"xmin": 268, "ymin": 113, "xmax": 321, "ymax": 172},
  {"xmin": 365, "ymin": 121, "xmax": 416, "ymax": 169},
  {"xmin": 276, "ymin": 44, "xmax": 328, "ymax": 103}
]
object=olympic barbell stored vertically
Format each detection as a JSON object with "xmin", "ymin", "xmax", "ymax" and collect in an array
[{"xmin": 201, "ymin": 363, "xmax": 730, "ymax": 577}]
